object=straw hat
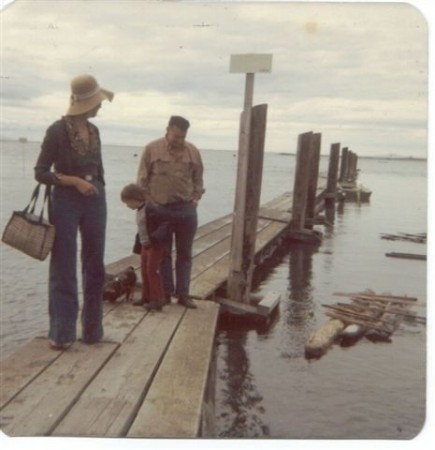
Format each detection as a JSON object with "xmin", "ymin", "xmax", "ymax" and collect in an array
[{"xmin": 66, "ymin": 74, "xmax": 114, "ymax": 116}]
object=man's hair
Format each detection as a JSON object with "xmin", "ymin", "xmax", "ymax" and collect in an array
[
  {"xmin": 168, "ymin": 115, "xmax": 190, "ymax": 131},
  {"xmin": 120, "ymin": 183, "xmax": 145, "ymax": 202}
]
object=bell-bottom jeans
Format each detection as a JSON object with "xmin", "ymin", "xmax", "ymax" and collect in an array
[
  {"xmin": 48, "ymin": 182, "xmax": 106, "ymax": 345},
  {"xmin": 146, "ymin": 202, "xmax": 197, "ymax": 299}
]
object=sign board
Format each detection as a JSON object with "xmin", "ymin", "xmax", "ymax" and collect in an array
[{"xmin": 230, "ymin": 53, "xmax": 273, "ymax": 73}]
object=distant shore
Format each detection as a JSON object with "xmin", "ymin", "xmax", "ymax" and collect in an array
[{"xmin": 1, "ymin": 139, "xmax": 427, "ymax": 161}]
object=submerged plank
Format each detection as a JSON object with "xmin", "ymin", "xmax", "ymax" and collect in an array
[
  {"xmin": 1, "ymin": 341, "xmax": 118, "ymax": 437},
  {"xmin": 127, "ymin": 301, "xmax": 220, "ymax": 438},
  {"xmin": 53, "ymin": 305, "xmax": 186, "ymax": 437}
]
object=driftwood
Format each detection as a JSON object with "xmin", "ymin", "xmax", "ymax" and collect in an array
[
  {"xmin": 305, "ymin": 319, "xmax": 346, "ymax": 359},
  {"xmin": 385, "ymin": 252, "xmax": 426, "ymax": 261},
  {"xmin": 380, "ymin": 232, "xmax": 426, "ymax": 243},
  {"xmin": 306, "ymin": 290, "xmax": 424, "ymax": 360},
  {"xmin": 333, "ymin": 292, "xmax": 418, "ymax": 304}
]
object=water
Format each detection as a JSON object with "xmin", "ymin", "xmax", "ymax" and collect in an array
[{"xmin": 0, "ymin": 141, "xmax": 427, "ymax": 440}]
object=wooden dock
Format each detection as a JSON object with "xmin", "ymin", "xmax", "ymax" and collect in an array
[
  {"xmin": 1, "ymin": 127, "xmax": 349, "ymax": 438},
  {"xmin": 0, "ymin": 185, "xmax": 327, "ymax": 438}
]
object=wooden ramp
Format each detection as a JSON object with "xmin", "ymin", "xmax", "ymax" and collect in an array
[{"xmin": 0, "ymin": 188, "xmax": 324, "ymax": 438}]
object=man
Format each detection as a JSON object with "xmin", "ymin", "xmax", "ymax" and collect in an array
[{"xmin": 137, "ymin": 116, "xmax": 205, "ymax": 308}]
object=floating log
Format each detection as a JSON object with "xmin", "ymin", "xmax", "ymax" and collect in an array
[
  {"xmin": 333, "ymin": 292, "xmax": 418, "ymax": 304},
  {"xmin": 305, "ymin": 319, "xmax": 346, "ymax": 359},
  {"xmin": 385, "ymin": 252, "xmax": 426, "ymax": 261},
  {"xmin": 380, "ymin": 232, "xmax": 426, "ymax": 243}
]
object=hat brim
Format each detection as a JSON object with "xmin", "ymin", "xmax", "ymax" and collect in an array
[{"xmin": 66, "ymin": 87, "xmax": 114, "ymax": 116}]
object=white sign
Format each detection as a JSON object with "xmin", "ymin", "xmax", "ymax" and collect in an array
[{"xmin": 230, "ymin": 54, "xmax": 273, "ymax": 73}]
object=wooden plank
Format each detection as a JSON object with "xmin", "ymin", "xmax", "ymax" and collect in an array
[
  {"xmin": 53, "ymin": 305, "xmax": 186, "ymax": 437},
  {"xmin": 105, "ymin": 254, "xmax": 141, "ymax": 275},
  {"xmin": 385, "ymin": 252, "xmax": 426, "ymax": 261},
  {"xmin": 0, "ymin": 341, "xmax": 118, "ymax": 436},
  {"xmin": 0, "ymin": 337, "xmax": 60, "ymax": 409},
  {"xmin": 127, "ymin": 301, "xmax": 220, "ymax": 438},
  {"xmin": 190, "ymin": 221, "xmax": 287, "ymax": 299},
  {"xmin": 101, "ymin": 301, "xmax": 147, "ymax": 344},
  {"xmin": 257, "ymin": 291, "xmax": 281, "ymax": 316}
]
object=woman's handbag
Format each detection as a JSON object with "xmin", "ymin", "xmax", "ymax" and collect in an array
[{"xmin": 1, "ymin": 184, "xmax": 55, "ymax": 261}]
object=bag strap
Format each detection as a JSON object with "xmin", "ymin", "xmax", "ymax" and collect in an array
[
  {"xmin": 23, "ymin": 184, "xmax": 42, "ymax": 215},
  {"xmin": 22, "ymin": 184, "xmax": 52, "ymax": 223}
]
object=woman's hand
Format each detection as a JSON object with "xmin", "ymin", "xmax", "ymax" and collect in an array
[
  {"xmin": 56, "ymin": 173, "xmax": 99, "ymax": 196},
  {"xmin": 75, "ymin": 179, "xmax": 99, "ymax": 196}
]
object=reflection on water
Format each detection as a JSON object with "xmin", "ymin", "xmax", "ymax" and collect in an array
[{"xmin": 215, "ymin": 159, "xmax": 426, "ymax": 438}]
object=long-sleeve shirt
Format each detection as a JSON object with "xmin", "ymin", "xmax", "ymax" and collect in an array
[
  {"xmin": 136, "ymin": 137, "xmax": 204, "ymax": 205},
  {"xmin": 34, "ymin": 117, "xmax": 105, "ymax": 186}
]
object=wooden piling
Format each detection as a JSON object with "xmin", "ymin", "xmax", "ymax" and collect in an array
[
  {"xmin": 227, "ymin": 104, "xmax": 268, "ymax": 303},
  {"xmin": 290, "ymin": 131, "xmax": 314, "ymax": 230},
  {"xmin": 326, "ymin": 143, "xmax": 340, "ymax": 198},
  {"xmin": 325, "ymin": 143, "xmax": 340, "ymax": 223},
  {"xmin": 305, "ymin": 133, "xmax": 321, "ymax": 229},
  {"xmin": 339, "ymin": 146, "xmax": 349, "ymax": 182}
]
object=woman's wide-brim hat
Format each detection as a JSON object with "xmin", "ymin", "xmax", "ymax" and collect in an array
[{"xmin": 66, "ymin": 74, "xmax": 114, "ymax": 116}]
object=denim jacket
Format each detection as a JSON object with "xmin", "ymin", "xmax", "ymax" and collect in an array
[{"xmin": 34, "ymin": 118, "xmax": 105, "ymax": 186}]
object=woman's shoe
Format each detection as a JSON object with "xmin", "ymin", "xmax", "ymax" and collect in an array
[{"xmin": 49, "ymin": 340, "xmax": 73, "ymax": 351}]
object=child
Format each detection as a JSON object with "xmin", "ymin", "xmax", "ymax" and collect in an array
[{"xmin": 121, "ymin": 184, "xmax": 166, "ymax": 312}]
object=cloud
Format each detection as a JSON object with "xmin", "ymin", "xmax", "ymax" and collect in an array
[{"xmin": 1, "ymin": 1, "xmax": 429, "ymax": 157}]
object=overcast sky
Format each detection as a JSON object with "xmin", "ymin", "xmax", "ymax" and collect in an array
[{"xmin": 1, "ymin": 0, "xmax": 430, "ymax": 158}]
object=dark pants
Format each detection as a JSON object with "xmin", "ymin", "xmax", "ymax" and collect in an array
[
  {"xmin": 48, "ymin": 182, "xmax": 106, "ymax": 345},
  {"xmin": 146, "ymin": 202, "xmax": 197, "ymax": 298}
]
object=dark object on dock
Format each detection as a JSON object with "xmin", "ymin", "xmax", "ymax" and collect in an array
[
  {"xmin": 103, "ymin": 266, "xmax": 137, "ymax": 302},
  {"xmin": 380, "ymin": 232, "xmax": 426, "ymax": 243},
  {"xmin": 385, "ymin": 252, "xmax": 426, "ymax": 261}
]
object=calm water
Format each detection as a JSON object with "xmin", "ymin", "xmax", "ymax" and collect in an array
[{"xmin": 0, "ymin": 140, "xmax": 428, "ymax": 440}]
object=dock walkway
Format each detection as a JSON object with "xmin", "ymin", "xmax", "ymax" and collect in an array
[{"xmin": 0, "ymin": 186, "xmax": 326, "ymax": 438}]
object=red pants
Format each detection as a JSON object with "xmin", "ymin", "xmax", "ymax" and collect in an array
[{"xmin": 141, "ymin": 244, "xmax": 165, "ymax": 302}]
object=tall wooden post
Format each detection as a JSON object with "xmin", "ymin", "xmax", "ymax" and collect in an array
[
  {"xmin": 305, "ymin": 133, "xmax": 322, "ymax": 229},
  {"xmin": 325, "ymin": 142, "xmax": 341, "ymax": 224},
  {"xmin": 227, "ymin": 104, "xmax": 268, "ymax": 303},
  {"xmin": 228, "ymin": 53, "xmax": 272, "ymax": 304},
  {"xmin": 339, "ymin": 146, "xmax": 349, "ymax": 183},
  {"xmin": 290, "ymin": 131, "xmax": 314, "ymax": 230},
  {"xmin": 326, "ymin": 143, "xmax": 340, "ymax": 197}
]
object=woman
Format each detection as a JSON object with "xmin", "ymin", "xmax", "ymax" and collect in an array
[{"xmin": 34, "ymin": 74, "xmax": 114, "ymax": 350}]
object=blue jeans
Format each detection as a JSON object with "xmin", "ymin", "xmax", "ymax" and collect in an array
[
  {"xmin": 48, "ymin": 182, "xmax": 106, "ymax": 344},
  {"xmin": 147, "ymin": 202, "xmax": 197, "ymax": 298}
]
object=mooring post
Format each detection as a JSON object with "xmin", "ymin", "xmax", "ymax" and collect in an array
[
  {"xmin": 290, "ymin": 131, "xmax": 314, "ymax": 230},
  {"xmin": 339, "ymin": 146, "xmax": 349, "ymax": 183},
  {"xmin": 227, "ymin": 104, "xmax": 268, "ymax": 303},
  {"xmin": 305, "ymin": 132, "xmax": 322, "ymax": 229},
  {"xmin": 325, "ymin": 142, "xmax": 341, "ymax": 223},
  {"xmin": 228, "ymin": 53, "xmax": 272, "ymax": 304}
]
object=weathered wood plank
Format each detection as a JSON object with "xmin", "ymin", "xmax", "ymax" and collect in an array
[
  {"xmin": 127, "ymin": 301, "xmax": 220, "ymax": 438},
  {"xmin": 0, "ymin": 341, "xmax": 118, "ymax": 436},
  {"xmin": 53, "ymin": 305, "xmax": 186, "ymax": 437},
  {"xmin": 0, "ymin": 337, "xmax": 60, "ymax": 409},
  {"xmin": 105, "ymin": 254, "xmax": 141, "ymax": 275},
  {"xmin": 101, "ymin": 301, "xmax": 147, "ymax": 344},
  {"xmin": 190, "ymin": 221, "xmax": 287, "ymax": 299}
]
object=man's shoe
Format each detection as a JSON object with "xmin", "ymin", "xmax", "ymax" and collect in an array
[
  {"xmin": 145, "ymin": 300, "xmax": 163, "ymax": 312},
  {"xmin": 177, "ymin": 296, "xmax": 197, "ymax": 309}
]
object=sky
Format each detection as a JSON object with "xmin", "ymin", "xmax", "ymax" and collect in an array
[{"xmin": 0, "ymin": 0, "xmax": 431, "ymax": 158}]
